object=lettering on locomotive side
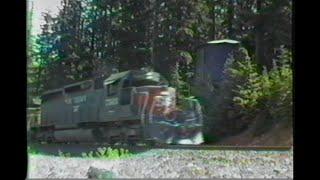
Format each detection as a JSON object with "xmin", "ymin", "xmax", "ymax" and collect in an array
[
  {"xmin": 73, "ymin": 95, "xmax": 87, "ymax": 104},
  {"xmin": 105, "ymin": 97, "xmax": 118, "ymax": 106},
  {"xmin": 73, "ymin": 105, "xmax": 80, "ymax": 112}
]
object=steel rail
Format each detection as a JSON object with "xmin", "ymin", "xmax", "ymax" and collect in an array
[
  {"xmin": 29, "ymin": 142, "xmax": 292, "ymax": 151},
  {"xmin": 151, "ymin": 144, "xmax": 292, "ymax": 151}
]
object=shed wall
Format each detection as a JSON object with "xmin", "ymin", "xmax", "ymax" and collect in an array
[{"xmin": 195, "ymin": 43, "xmax": 238, "ymax": 84}]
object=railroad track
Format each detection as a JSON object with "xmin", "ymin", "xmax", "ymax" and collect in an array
[{"xmin": 151, "ymin": 144, "xmax": 292, "ymax": 151}]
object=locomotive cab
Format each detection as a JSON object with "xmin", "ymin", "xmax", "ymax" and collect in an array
[{"xmin": 103, "ymin": 70, "xmax": 169, "ymax": 107}]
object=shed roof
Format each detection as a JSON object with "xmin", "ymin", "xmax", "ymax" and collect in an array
[
  {"xmin": 196, "ymin": 39, "xmax": 240, "ymax": 50},
  {"xmin": 207, "ymin": 39, "xmax": 240, "ymax": 44}
]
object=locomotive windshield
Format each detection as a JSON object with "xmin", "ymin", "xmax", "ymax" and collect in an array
[
  {"xmin": 131, "ymin": 79, "xmax": 161, "ymax": 87},
  {"xmin": 104, "ymin": 70, "xmax": 168, "ymax": 89}
]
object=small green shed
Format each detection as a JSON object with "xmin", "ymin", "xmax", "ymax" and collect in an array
[{"xmin": 194, "ymin": 39, "xmax": 240, "ymax": 85}]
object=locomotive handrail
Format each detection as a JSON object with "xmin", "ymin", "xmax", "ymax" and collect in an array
[
  {"xmin": 130, "ymin": 87, "xmax": 137, "ymax": 106},
  {"xmin": 138, "ymin": 91, "xmax": 150, "ymax": 126}
]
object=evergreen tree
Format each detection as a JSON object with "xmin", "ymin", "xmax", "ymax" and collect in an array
[{"xmin": 28, "ymin": 0, "xmax": 292, "ymax": 91}]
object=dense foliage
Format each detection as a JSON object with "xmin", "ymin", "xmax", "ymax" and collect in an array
[
  {"xmin": 27, "ymin": 0, "xmax": 292, "ymax": 97},
  {"xmin": 230, "ymin": 48, "xmax": 292, "ymax": 121},
  {"xmin": 206, "ymin": 47, "xmax": 292, "ymax": 138}
]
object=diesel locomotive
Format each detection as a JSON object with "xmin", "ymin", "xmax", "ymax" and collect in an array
[{"xmin": 28, "ymin": 69, "xmax": 204, "ymax": 145}]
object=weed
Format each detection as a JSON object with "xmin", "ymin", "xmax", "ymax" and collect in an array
[
  {"xmin": 58, "ymin": 150, "xmax": 71, "ymax": 157},
  {"xmin": 27, "ymin": 146, "xmax": 40, "ymax": 155},
  {"xmin": 82, "ymin": 147, "xmax": 132, "ymax": 160}
]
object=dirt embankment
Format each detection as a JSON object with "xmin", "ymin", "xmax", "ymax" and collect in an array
[{"xmin": 216, "ymin": 121, "xmax": 293, "ymax": 146}]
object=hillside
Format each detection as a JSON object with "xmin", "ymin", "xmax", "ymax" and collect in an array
[{"xmin": 216, "ymin": 121, "xmax": 293, "ymax": 146}]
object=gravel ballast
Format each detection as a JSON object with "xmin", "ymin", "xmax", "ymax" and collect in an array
[{"xmin": 28, "ymin": 149, "xmax": 293, "ymax": 179}]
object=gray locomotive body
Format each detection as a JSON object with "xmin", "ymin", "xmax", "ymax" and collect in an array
[{"xmin": 30, "ymin": 70, "xmax": 203, "ymax": 145}]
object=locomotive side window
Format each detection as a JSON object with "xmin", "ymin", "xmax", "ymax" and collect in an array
[
  {"xmin": 132, "ymin": 79, "xmax": 159, "ymax": 86},
  {"xmin": 80, "ymin": 81, "xmax": 92, "ymax": 89},
  {"xmin": 122, "ymin": 79, "xmax": 131, "ymax": 88},
  {"xmin": 65, "ymin": 85, "xmax": 82, "ymax": 93},
  {"xmin": 120, "ymin": 79, "xmax": 132, "ymax": 105},
  {"xmin": 94, "ymin": 76, "xmax": 105, "ymax": 89},
  {"xmin": 107, "ymin": 80, "xmax": 119, "ymax": 96}
]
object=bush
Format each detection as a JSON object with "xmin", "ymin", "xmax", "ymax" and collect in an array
[
  {"xmin": 226, "ymin": 47, "xmax": 293, "ymax": 134},
  {"xmin": 28, "ymin": 146, "xmax": 40, "ymax": 155},
  {"xmin": 58, "ymin": 150, "xmax": 71, "ymax": 157},
  {"xmin": 170, "ymin": 62, "xmax": 193, "ymax": 99},
  {"xmin": 82, "ymin": 147, "xmax": 132, "ymax": 159},
  {"xmin": 229, "ymin": 48, "xmax": 292, "ymax": 119},
  {"xmin": 205, "ymin": 47, "xmax": 292, "ymax": 138}
]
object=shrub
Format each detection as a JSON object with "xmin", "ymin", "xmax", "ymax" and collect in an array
[
  {"xmin": 227, "ymin": 47, "xmax": 293, "ymax": 134},
  {"xmin": 58, "ymin": 150, "xmax": 71, "ymax": 157},
  {"xmin": 27, "ymin": 146, "xmax": 40, "ymax": 155},
  {"xmin": 82, "ymin": 147, "xmax": 132, "ymax": 159},
  {"xmin": 170, "ymin": 62, "xmax": 192, "ymax": 99},
  {"xmin": 206, "ymin": 47, "xmax": 292, "ymax": 138}
]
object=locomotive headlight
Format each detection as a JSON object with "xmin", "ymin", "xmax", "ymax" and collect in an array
[{"xmin": 160, "ymin": 91, "xmax": 170, "ymax": 96}]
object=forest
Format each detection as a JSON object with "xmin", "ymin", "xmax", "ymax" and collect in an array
[{"xmin": 27, "ymin": 0, "xmax": 292, "ymax": 145}]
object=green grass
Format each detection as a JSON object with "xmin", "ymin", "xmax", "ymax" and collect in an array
[
  {"xmin": 58, "ymin": 150, "xmax": 72, "ymax": 157},
  {"xmin": 82, "ymin": 147, "xmax": 133, "ymax": 160},
  {"xmin": 27, "ymin": 146, "xmax": 41, "ymax": 155},
  {"xmin": 28, "ymin": 145, "xmax": 133, "ymax": 160}
]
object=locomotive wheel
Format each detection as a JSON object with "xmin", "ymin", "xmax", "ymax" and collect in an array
[
  {"xmin": 46, "ymin": 129, "xmax": 55, "ymax": 143},
  {"xmin": 145, "ymin": 139, "xmax": 156, "ymax": 146},
  {"xmin": 109, "ymin": 138, "xmax": 117, "ymax": 145},
  {"xmin": 29, "ymin": 128, "xmax": 40, "ymax": 143},
  {"xmin": 127, "ymin": 139, "xmax": 136, "ymax": 146},
  {"xmin": 92, "ymin": 128, "xmax": 104, "ymax": 143}
]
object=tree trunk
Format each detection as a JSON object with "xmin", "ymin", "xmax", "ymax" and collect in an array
[
  {"xmin": 109, "ymin": 3, "xmax": 114, "ymax": 61},
  {"xmin": 208, "ymin": 1, "xmax": 215, "ymax": 40},
  {"xmin": 227, "ymin": 0, "xmax": 234, "ymax": 39},
  {"xmin": 27, "ymin": 1, "xmax": 34, "ymax": 67},
  {"xmin": 254, "ymin": 0, "xmax": 270, "ymax": 69},
  {"xmin": 150, "ymin": 0, "xmax": 157, "ymax": 68}
]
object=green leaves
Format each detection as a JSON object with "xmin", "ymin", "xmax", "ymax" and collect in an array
[
  {"xmin": 58, "ymin": 150, "xmax": 71, "ymax": 157},
  {"xmin": 27, "ymin": 146, "xmax": 40, "ymax": 155},
  {"xmin": 228, "ymin": 47, "xmax": 292, "ymax": 122},
  {"xmin": 81, "ymin": 147, "xmax": 132, "ymax": 159},
  {"xmin": 178, "ymin": 51, "xmax": 193, "ymax": 65},
  {"xmin": 179, "ymin": 27, "xmax": 194, "ymax": 37}
]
